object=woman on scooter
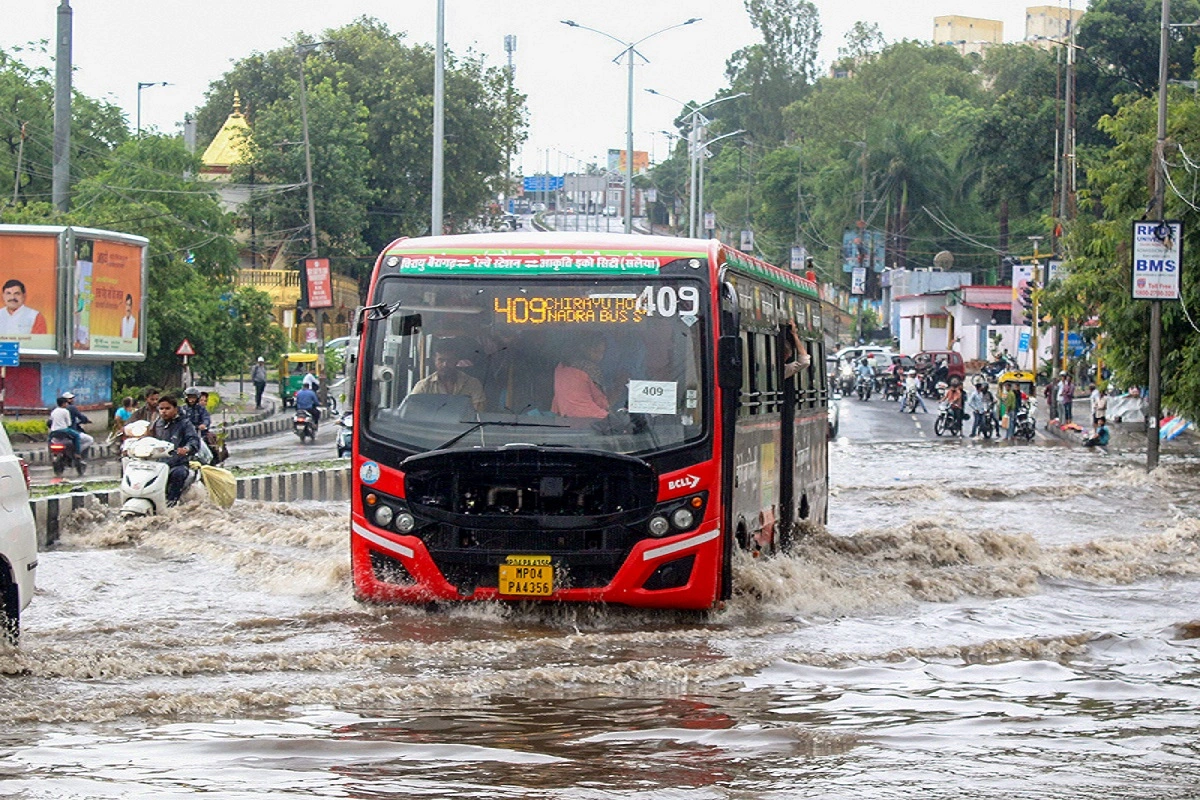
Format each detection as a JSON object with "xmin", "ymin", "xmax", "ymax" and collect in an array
[{"xmin": 151, "ymin": 394, "xmax": 202, "ymax": 506}]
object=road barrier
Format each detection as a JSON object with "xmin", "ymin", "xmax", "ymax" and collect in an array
[{"xmin": 30, "ymin": 465, "xmax": 351, "ymax": 548}]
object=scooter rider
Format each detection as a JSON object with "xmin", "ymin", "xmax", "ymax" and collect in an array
[
  {"xmin": 944, "ymin": 376, "xmax": 964, "ymax": 428},
  {"xmin": 61, "ymin": 392, "xmax": 92, "ymax": 438},
  {"xmin": 294, "ymin": 384, "xmax": 320, "ymax": 428},
  {"xmin": 151, "ymin": 394, "xmax": 202, "ymax": 506},
  {"xmin": 901, "ymin": 369, "xmax": 928, "ymax": 413},
  {"xmin": 856, "ymin": 357, "xmax": 874, "ymax": 386},
  {"xmin": 182, "ymin": 387, "xmax": 212, "ymax": 437}
]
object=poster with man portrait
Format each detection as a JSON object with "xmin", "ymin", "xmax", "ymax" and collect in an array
[
  {"xmin": 69, "ymin": 230, "xmax": 147, "ymax": 359},
  {"xmin": 0, "ymin": 227, "xmax": 62, "ymax": 355}
]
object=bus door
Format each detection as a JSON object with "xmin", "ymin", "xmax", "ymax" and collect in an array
[{"xmin": 776, "ymin": 324, "xmax": 797, "ymax": 551}]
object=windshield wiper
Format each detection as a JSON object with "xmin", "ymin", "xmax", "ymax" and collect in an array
[{"xmin": 433, "ymin": 418, "xmax": 570, "ymax": 451}]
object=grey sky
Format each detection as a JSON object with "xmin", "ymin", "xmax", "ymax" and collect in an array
[{"xmin": 4, "ymin": 1, "xmax": 1082, "ymax": 175}]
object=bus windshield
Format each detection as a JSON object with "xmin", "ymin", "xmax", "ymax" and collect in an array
[{"xmin": 362, "ymin": 275, "xmax": 708, "ymax": 456}]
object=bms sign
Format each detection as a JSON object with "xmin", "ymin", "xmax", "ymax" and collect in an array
[{"xmin": 1131, "ymin": 220, "xmax": 1182, "ymax": 300}]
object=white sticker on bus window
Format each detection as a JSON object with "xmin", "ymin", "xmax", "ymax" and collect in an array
[{"xmin": 628, "ymin": 380, "xmax": 677, "ymax": 414}]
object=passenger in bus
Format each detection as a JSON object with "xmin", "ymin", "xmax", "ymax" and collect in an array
[
  {"xmin": 782, "ymin": 321, "xmax": 811, "ymax": 379},
  {"xmin": 552, "ymin": 334, "xmax": 610, "ymax": 419},
  {"xmin": 410, "ymin": 339, "xmax": 486, "ymax": 412}
]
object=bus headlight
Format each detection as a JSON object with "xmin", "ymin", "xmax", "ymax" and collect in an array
[
  {"xmin": 671, "ymin": 508, "xmax": 695, "ymax": 530},
  {"xmin": 374, "ymin": 505, "xmax": 394, "ymax": 528},
  {"xmin": 395, "ymin": 512, "xmax": 416, "ymax": 533},
  {"xmin": 648, "ymin": 516, "xmax": 670, "ymax": 537}
]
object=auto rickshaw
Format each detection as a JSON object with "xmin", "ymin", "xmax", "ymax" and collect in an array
[
  {"xmin": 279, "ymin": 352, "xmax": 321, "ymax": 408},
  {"xmin": 996, "ymin": 369, "xmax": 1038, "ymax": 439},
  {"xmin": 996, "ymin": 370, "xmax": 1036, "ymax": 400}
]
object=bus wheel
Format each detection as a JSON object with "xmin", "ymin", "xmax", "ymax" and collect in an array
[{"xmin": 736, "ymin": 521, "xmax": 750, "ymax": 551}]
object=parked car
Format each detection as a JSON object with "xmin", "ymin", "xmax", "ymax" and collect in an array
[
  {"xmin": 0, "ymin": 424, "xmax": 37, "ymax": 643},
  {"xmin": 914, "ymin": 350, "xmax": 965, "ymax": 383}
]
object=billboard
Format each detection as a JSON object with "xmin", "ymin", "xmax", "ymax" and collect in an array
[
  {"xmin": 842, "ymin": 228, "xmax": 886, "ymax": 273},
  {"xmin": 1131, "ymin": 220, "xmax": 1182, "ymax": 300},
  {"xmin": 0, "ymin": 228, "xmax": 61, "ymax": 355},
  {"xmin": 304, "ymin": 258, "xmax": 333, "ymax": 309},
  {"xmin": 607, "ymin": 149, "xmax": 650, "ymax": 174},
  {"xmin": 69, "ymin": 228, "xmax": 148, "ymax": 359}
]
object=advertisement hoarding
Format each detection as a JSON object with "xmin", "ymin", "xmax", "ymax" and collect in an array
[
  {"xmin": 607, "ymin": 149, "xmax": 650, "ymax": 174},
  {"xmin": 68, "ymin": 228, "xmax": 148, "ymax": 360},
  {"xmin": 1131, "ymin": 220, "xmax": 1182, "ymax": 300},
  {"xmin": 304, "ymin": 258, "xmax": 334, "ymax": 309},
  {"xmin": 0, "ymin": 227, "xmax": 62, "ymax": 356}
]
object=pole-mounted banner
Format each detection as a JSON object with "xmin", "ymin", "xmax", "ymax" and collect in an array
[{"xmin": 1131, "ymin": 220, "xmax": 1182, "ymax": 300}]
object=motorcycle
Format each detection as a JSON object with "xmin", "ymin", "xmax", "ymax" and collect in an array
[
  {"xmin": 293, "ymin": 408, "xmax": 317, "ymax": 443},
  {"xmin": 980, "ymin": 356, "xmax": 1015, "ymax": 382},
  {"xmin": 1011, "ymin": 407, "xmax": 1036, "ymax": 441},
  {"xmin": 881, "ymin": 372, "xmax": 902, "ymax": 402},
  {"xmin": 118, "ymin": 424, "xmax": 200, "ymax": 517},
  {"xmin": 934, "ymin": 401, "xmax": 963, "ymax": 437},
  {"xmin": 972, "ymin": 404, "xmax": 997, "ymax": 439},
  {"xmin": 901, "ymin": 387, "xmax": 921, "ymax": 413},
  {"xmin": 335, "ymin": 412, "xmax": 353, "ymax": 458},
  {"xmin": 47, "ymin": 431, "xmax": 86, "ymax": 477},
  {"xmin": 837, "ymin": 362, "xmax": 856, "ymax": 395},
  {"xmin": 855, "ymin": 373, "xmax": 873, "ymax": 401}
]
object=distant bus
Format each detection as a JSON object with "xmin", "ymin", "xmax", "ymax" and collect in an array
[{"xmin": 349, "ymin": 233, "xmax": 829, "ymax": 609}]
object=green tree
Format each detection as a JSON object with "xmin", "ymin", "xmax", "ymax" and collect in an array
[
  {"xmin": 195, "ymin": 16, "xmax": 526, "ymax": 269},
  {"xmin": 723, "ymin": 0, "xmax": 821, "ymax": 145},
  {"xmin": 1047, "ymin": 87, "xmax": 1200, "ymax": 420},
  {"xmin": 0, "ymin": 45, "xmax": 128, "ymax": 208}
]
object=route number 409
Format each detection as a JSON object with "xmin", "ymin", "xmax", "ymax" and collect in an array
[{"xmin": 636, "ymin": 286, "xmax": 700, "ymax": 318}]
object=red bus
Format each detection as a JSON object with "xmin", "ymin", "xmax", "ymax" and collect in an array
[{"xmin": 349, "ymin": 233, "xmax": 829, "ymax": 610}]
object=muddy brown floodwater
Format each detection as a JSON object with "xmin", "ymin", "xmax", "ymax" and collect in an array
[{"xmin": 3, "ymin": 439, "xmax": 1200, "ymax": 798}]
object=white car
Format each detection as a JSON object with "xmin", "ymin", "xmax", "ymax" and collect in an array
[{"xmin": 0, "ymin": 424, "xmax": 37, "ymax": 643}]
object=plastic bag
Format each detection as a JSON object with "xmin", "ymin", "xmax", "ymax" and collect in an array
[{"xmin": 200, "ymin": 465, "xmax": 237, "ymax": 508}]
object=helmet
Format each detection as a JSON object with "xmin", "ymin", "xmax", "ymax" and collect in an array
[
  {"xmin": 184, "ymin": 386, "xmax": 201, "ymax": 397},
  {"xmin": 936, "ymin": 381, "xmax": 948, "ymax": 390},
  {"xmin": 906, "ymin": 369, "xmax": 916, "ymax": 376},
  {"xmin": 950, "ymin": 376, "xmax": 961, "ymax": 386}
]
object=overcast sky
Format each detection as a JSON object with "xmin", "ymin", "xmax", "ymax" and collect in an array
[{"xmin": 4, "ymin": 0, "xmax": 1084, "ymax": 175}]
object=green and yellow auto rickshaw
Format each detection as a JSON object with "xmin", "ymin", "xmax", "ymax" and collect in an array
[{"xmin": 280, "ymin": 352, "xmax": 320, "ymax": 408}]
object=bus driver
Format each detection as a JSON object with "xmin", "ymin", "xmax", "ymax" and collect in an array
[{"xmin": 410, "ymin": 339, "xmax": 486, "ymax": 412}]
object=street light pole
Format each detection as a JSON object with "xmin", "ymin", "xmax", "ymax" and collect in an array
[
  {"xmin": 562, "ymin": 18, "xmax": 700, "ymax": 234},
  {"xmin": 646, "ymin": 89, "xmax": 746, "ymax": 237},
  {"xmin": 696, "ymin": 129, "xmax": 746, "ymax": 239},
  {"xmin": 136, "ymin": 81, "xmax": 170, "ymax": 137},
  {"xmin": 432, "ymin": 0, "xmax": 445, "ymax": 235}
]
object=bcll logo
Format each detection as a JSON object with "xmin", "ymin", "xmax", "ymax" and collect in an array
[{"xmin": 668, "ymin": 474, "xmax": 701, "ymax": 491}]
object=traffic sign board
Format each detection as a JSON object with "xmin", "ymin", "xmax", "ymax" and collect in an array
[
  {"xmin": 522, "ymin": 175, "xmax": 563, "ymax": 192},
  {"xmin": 0, "ymin": 341, "xmax": 18, "ymax": 367},
  {"xmin": 176, "ymin": 339, "xmax": 196, "ymax": 356}
]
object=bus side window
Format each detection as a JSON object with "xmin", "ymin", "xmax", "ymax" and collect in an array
[
  {"xmin": 739, "ymin": 329, "xmax": 753, "ymax": 417},
  {"xmin": 753, "ymin": 332, "xmax": 769, "ymax": 415}
]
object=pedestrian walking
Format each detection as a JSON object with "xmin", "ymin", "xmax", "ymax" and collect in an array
[
  {"xmin": 1059, "ymin": 374, "xmax": 1075, "ymax": 424},
  {"xmin": 251, "ymin": 357, "xmax": 268, "ymax": 409},
  {"xmin": 1044, "ymin": 376, "xmax": 1060, "ymax": 423}
]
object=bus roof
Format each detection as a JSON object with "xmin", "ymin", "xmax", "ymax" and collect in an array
[
  {"xmin": 382, "ymin": 231, "xmax": 707, "ymax": 260},
  {"xmin": 378, "ymin": 232, "xmax": 819, "ymax": 299}
]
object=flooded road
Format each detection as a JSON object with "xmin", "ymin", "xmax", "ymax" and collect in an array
[{"xmin": 4, "ymin": 399, "xmax": 1200, "ymax": 798}]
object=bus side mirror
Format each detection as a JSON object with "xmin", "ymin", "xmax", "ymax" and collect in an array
[{"xmin": 718, "ymin": 335, "xmax": 743, "ymax": 390}]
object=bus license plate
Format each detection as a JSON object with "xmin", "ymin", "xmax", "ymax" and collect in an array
[{"xmin": 498, "ymin": 555, "xmax": 553, "ymax": 597}]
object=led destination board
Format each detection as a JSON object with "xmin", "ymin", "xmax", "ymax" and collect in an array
[{"xmin": 492, "ymin": 285, "xmax": 701, "ymax": 326}]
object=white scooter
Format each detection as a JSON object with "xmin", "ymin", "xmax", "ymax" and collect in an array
[{"xmin": 118, "ymin": 421, "xmax": 200, "ymax": 517}]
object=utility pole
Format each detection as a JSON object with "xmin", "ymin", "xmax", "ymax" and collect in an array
[
  {"xmin": 296, "ymin": 43, "xmax": 325, "ymax": 371},
  {"xmin": 52, "ymin": 0, "xmax": 72, "ymax": 213},
  {"xmin": 432, "ymin": 0, "xmax": 445, "ymax": 235},
  {"xmin": 1147, "ymin": 0, "xmax": 1171, "ymax": 471}
]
